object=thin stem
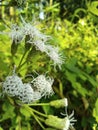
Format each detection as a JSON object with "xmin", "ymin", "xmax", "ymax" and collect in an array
[
  {"xmin": 53, "ymin": 86, "xmax": 64, "ymax": 98},
  {"xmin": 24, "ymin": 105, "xmax": 45, "ymax": 129},
  {"xmin": 31, "ymin": 111, "xmax": 45, "ymax": 129},
  {"xmin": 36, "ymin": 115, "xmax": 45, "ymax": 123},
  {"xmin": 32, "ymin": 108, "xmax": 48, "ymax": 118},
  {"xmin": 17, "ymin": 50, "xmax": 27, "ymax": 72},
  {"xmin": 50, "ymin": 0, "xmax": 53, "ymax": 6},
  {"xmin": 23, "ymin": 104, "xmax": 47, "ymax": 118},
  {"xmin": 28, "ymin": 103, "xmax": 49, "ymax": 106},
  {"xmin": 17, "ymin": 60, "xmax": 27, "ymax": 71}
]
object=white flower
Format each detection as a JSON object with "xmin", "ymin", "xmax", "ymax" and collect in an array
[
  {"xmin": 32, "ymin": 40, "xmax": 47, "ymax": 52},
  {"xmin": 33, "ymin": 91, "xmax": 42, "ymax": 101},
  {"xmin": 22, "ymin": 21, "xmax": 51, "ymax": 52},
  {"xmin": 9, "ymin": 24, "xmax": 24, "ymax": 44},
  {"xmin": 31, "ymin": 74, "xmax": 54, "ymax": 97},
  {"xmin": 23, "ymin": 23, "xmax": 39, "ymax": 38},
  {"xmin": 45, "ymin": 45, "xmax": 64, "ymax": 68},
  {"xmin": 2, "ymin": 74, "xmax": 24, "ymax": 97},
  {"xmin": 62, "ymin": 111, "xmax": 77, "ymax": 130},
  {"xmin": 18, "ymin": 83, "xmax": 41, "ymax": 104}
]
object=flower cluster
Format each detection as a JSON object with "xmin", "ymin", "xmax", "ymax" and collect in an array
[
  {"xmin": 2, "ymin": 73, "xmax": 54, "ymax": 104},
  {"xmin": 7, "ymin": 20, "xmax": 64, "ymax": 68}
]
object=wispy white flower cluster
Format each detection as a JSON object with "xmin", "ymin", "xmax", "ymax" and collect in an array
[
  {"xmin": 2, "ymin": 73, "xmax": 54, "ymax": 103},
  {"xmin": 7, "ymin": 19, "xmax": 64, "ymax": 68},
  {"xmin": 0, "ymin": 17, "xmax": 64, "ymax": 68}
]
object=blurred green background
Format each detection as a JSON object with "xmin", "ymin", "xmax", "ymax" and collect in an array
[{"xmin": 0, "ymin": 0, "xmax": 98, "ymax": 130}]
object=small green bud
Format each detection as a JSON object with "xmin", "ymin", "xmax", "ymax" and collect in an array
[
  {"xmin": 45, "ymin": 111, "xmax": 76, "ymax": 130},
  {"xmin": 50, "ymin": 98, "xmax": 68, "ymax": 108},
  {"xmin": 45, "ymin": 115, "xmax": 67, "ymax": 129}
]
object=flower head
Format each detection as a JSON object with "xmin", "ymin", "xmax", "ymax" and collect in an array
[
  {"xmin": 18, "ymin": 83, "xmax": 41, "ymax": 104},
  {"xmin": 9, "ymin": 24, "xmax": 24, "ymax": 44},
  {"xmin": 18, "ymin": 83, "xmax": 34, "ymax": 103},
  {"xmin": 32, "ymin": 39, "xmax": 47, "ymax": 52},
  {"xmin": 31, "ymin": 74, "xmax": 54, "ymax": 97},
  {"xmin": 2, "ymin": 74, "xmax": 24, "ymax": 97},
  {"xmin": 62, "ymin": 111, "xmax": 77, "ymax": 130},
  {"xmin": 23, "ymin": 23, "xmax": 39, "ymax": 38},
  {"xmin": 22, "ymin": 22, "xmax": 51, "ymax": 52},
  {"xmin": 45, "ymin": 45, "xmax": 64, "ymax": 69}
]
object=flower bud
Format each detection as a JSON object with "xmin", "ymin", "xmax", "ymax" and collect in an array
[
  {"xmin": 45, "ymin": 115, "xmax": 66, "ymax": 129},
  {"xmin": 50, "ymin": 98, "xmax": 68, "ymax": 108},
  {"xmin": 45, "ymin": 111, "xmax": 76, "ymax": 130}
]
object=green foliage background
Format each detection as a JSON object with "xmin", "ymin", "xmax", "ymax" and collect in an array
[{"xmin": 0, "ymin": 0, "xmax": 98, "ymax": 130}]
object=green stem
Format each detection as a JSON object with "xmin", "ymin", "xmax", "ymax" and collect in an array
[
  {"xmin": 17, "ymin": 50, "xmax": 27, "ymax": 72},
  {"xmin": 23, "ymin": 104, "xmax": 47, "ymax": 118},
  {"xmin": 17, "ymin": 61, "xmax": 27, "ymax": 71},
  {"xmin": 24, "ymin": 105, "xmax": 45, "ymax": 129},
  {"xmin": 36, "ymin": 115, "xmax": 45, "ymax": 123},
  {"xmin": 31, "ymin": 111, "xmax": 45, "ymax": 129},
  {"xmin": 32, "ymin": 108, "xmax": 48, "ymax": 118},
  {"xmin": 50, "ymin": 0, "xmax": 53, "ymax": 6},
  {"xmin": 28, "ymin": 103, "xmax": 49, "ymax": 106}
]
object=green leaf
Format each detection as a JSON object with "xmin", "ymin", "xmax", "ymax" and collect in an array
[
  {"xmin": 93, "ymin": 98, "xmax": 98, "ymax": 122},
  {"xmin": 0, "ymin": 127, "xmax": 3, "ymax": 130},
  {"xmin": 88, "ymin": 1, "xmax": 98, "ymax": 16},
  {"xmin": 66, "ymin": 71, "xmax": 88, "ymax": 96},
  {"xmin": 20, "ymin": 106, "xmax": 31, "ymax": 118},
  {"xmin": 42, "ymin": 105, "xmax": 53, "ymax": 115},
  {"xmin": 0, "ymin": 101, "xmax": 15, "ymax": 122}
]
